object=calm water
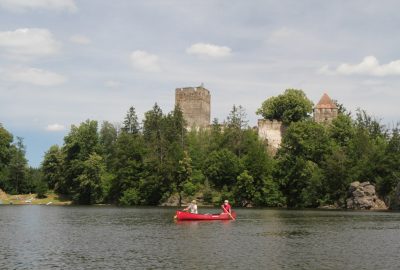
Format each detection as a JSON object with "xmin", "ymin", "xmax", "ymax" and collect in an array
[{"xmin": 0, "ymin": 206, "xmax": 400, "ymax": 270}]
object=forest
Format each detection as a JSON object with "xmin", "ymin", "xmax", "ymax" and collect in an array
[{"xmin": 1, "ymin": 89, "xmax": 399, "ymax": 208}]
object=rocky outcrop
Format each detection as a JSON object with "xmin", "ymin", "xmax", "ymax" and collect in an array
[{"xmin": 346, "ymin": 181, "xmax": 387, "ymax": 210}]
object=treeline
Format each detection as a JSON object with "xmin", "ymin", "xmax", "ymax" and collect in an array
[
  {"xmin": 0, "ymin": 125, "xmax": 45, "ymax": 197},
  {"xmin": 2, "ymin": 89, "xmax": 399, "ymax": 208},
  {"xmin": 40, "ymin": 104, "xmax": 280, "ymax": 206}
]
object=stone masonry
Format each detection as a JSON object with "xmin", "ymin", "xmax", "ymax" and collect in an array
[
  {"xmin": 258, "ymin": 92, "xmax": 339, "ymax": 154},
  {"xmin": 175, "ymin": 85, "xmax": 211, "ymax": 129},
  {"xmin": 257, "ymin": 119, "xmax": 286, "ymax": 154},
  {"xmin": 313, "ymin": 93, "xmax": 338, "ymax": 124}
]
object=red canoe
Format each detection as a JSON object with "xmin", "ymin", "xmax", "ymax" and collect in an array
[{"xmin": 175, "ymin": 210, "xmax": 236, "ymax": 221}]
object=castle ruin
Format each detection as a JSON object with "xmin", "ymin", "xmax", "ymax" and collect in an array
[
  {"xmin": 175, "ymin": 85, "xmax": 211, "ymax": 128},
  {"xmin": 258, "ymin": 93, "xmax": 338, "ymax": 154},
  {"xmin": 257, "ymin": 119, "xmax": 286, "ymax": 154},
  {"xmin": 313, "ymin": 93, "xmax": 338, "ymax": 124}
]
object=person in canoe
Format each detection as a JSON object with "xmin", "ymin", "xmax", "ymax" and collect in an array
[
  {"xmin": 183, "ymin": 199, "xmax": 198, "ymax": 214},
  {"xmin": 221, "ymin": 199, "xmax": 232, "ymax": 214}
]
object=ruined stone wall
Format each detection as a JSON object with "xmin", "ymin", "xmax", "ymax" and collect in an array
[
  {"xmin": 175, "ymin": 86, "xmax": 211, "ymax": 128},
  {"xmin": 257, "ymin": 119, "xmax": 286, "ymax": 154},
  {"xmin": 313, "ymin": 108, "xmax": 338, "ymax": 124}
]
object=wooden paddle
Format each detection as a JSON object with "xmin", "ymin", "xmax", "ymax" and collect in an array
[{"xmin": 222, "ymin": 206, "xmax": 235, "ymax": 220}]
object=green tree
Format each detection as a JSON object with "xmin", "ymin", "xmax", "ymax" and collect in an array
[
  {"xmin": 61, "ymin": 120, "xmax": 102, "ymax": 203},
  {"xmin": 234, "ymin": 170, "xmax": 255, "ymax": 206},
  {"xmin": 42, "ymin": 145, "xmax": 63, "ymax": 190},
  {"xmin": 176, "ymin": 151, "xmax": 193, "ymax": 206},
  {"xmin": 223, "ymin": 105, "xmax": 249, "ymax": 157},
  {"xmin": 276, "ymin": 121, "xmax": 332, "ymax": 207},
  {"xmin": 0, "ymin": 124, "xmax": 13, "ymax": 191},
  {"xmin": 122, "ymin": 106, "xmax": 140, "ymax": 134},
  {"xmin": 110, "ymin": 131, "xmax": 145, "ymax": 202},
  {"xmin": 256, "ymin": 89, "xmax": 313, "ymax": 124},
  {"xmin": 75, "ymin": 153, "xmax": 105, "ymax": 204},
  {"xmin": 8, "ymin": 137, "xmax": 29, "ymax": 194},
  {"xmin": 204, "ymin": 149, "xmax": 242, "ymax": 189},
  {"xmin": 99, "ymin": 121, "xmax": 118, "ymax": 170}
]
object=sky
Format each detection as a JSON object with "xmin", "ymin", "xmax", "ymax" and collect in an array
[{"xmin": 0, "ymin": 0, "xmax": 400, "ymax": 167}]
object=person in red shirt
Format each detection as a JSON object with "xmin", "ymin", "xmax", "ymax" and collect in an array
[{"xmin": 221, "ymin": 199, "xmax": 232, "ymax": 214}]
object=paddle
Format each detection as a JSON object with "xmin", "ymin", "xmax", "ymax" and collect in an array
[{"xmin": 221, "ymin": 205, "xmax": 235, "ymax": 220}]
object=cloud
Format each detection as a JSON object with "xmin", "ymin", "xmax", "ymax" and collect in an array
[
  {"xmin": 105, "ymin": 80, "xmax": 121, "ymax": 88},
  {"xmin": 186, "ymin": 43, "xmax": 232, "ymax": 58},
  {"xmin": 0, "ymin": 0, "xmax": 77, "ymax": 12},
  {"xmin": 267, "ymin": 27, "xmax": 303, "ymax": 43},
  {"xmin": 69, "ymin": 35, "xmax": 91, "ymax": 45},
  {"xmin": 319, "ymin": 56, "xmax": 400, "ymax": 76},
  {"xmin": 46, "ymin": 123, "xmax": 66, "ymax": 131},
  {"xmin": 130, "ymin": 50, "xmax": 161, "ymax": 72},
  {"xmin": 3, "ymin": 66, "xmax": 67, "ymax": 86},
  {"xmin": 0, "ymin": 28, "xmax": 60, "ymax": 60}
]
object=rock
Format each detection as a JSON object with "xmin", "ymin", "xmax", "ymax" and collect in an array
[
  {"xmin": 360, "ymin": 181, "xmax": 371, "ymax": 187},
  {"xmin": 363, "ymin": 185, "xmax": 375, "ymax": 196},
  {"xmin": 346, "ymin": 181, "xmax": 387, "ymax": 210},
  {"xmin": 349, "ymin": 181, "xmax": 360, "ymax": 192}
]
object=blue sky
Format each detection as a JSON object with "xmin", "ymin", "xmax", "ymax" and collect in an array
[{"xmin": 0, "ymin": 0, "xmax": 400, "ymax": 167}]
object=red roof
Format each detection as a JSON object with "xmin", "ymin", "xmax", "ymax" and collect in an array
[{"xmin": 315, "ymin": 93, "xmax": 337, "ymax": 109}]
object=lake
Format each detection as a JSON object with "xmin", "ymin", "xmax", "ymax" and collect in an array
[{"xmin": 0, "ymin": 206, "xmax": 400, "ymax": 269}]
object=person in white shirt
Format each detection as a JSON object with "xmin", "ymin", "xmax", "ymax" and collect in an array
[{"xmin": 183, "ymin": 200, "xmax": 198, "ymax": 214}]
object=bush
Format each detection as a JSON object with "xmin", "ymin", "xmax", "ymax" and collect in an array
[
  {"xmin": 119, "ymin": 188, "xmax": 141, "ymax": 206},
  {"xmin": 35, "ymin": 180, "xmax": 48, "ymax": 199}
]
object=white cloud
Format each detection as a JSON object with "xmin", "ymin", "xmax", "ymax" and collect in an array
[
  {"xmin": 130, "ymin": 50, "xmax": 161, "ymax": 72},
  {"xmin": 69, "ymin": 35, "xmax": 91, "ymax": 45},
  {"xmin": 105, "ymin": 80, "xmax": 121, "ymax": 88},
  {"xmin": 46, "ymin": 123, "xmax": 66, "ymax": 131},
  {"xmin": 0, "ymin": 0, "xmax": 77, "ymax": 12},
  {"xmin": 319, "ymin": 56, "xmax": 400, "ymax": 77},
  {"xmin": 0, "ymin": 28, "xmax": 60, "ymax": 60},
  {"xmin": 267, "ymin": 27, "xmax": 302, "ymax": 43},
  {"xmin": 3, "ymin": 66, "xmax": 67, "ymax": 86},
  {"xmin": 186, "ymin": 43, "xmax": 231, "ymax": 58}
]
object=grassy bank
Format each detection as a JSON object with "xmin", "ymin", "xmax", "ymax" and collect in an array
[{"xmin": 0, "ymin": 190, "xmax": 71, "ymax": 205}]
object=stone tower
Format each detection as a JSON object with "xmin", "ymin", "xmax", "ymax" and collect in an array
[
  {"xmin": 175, "ymin": 85, "xmax": 211, "ymax": 128},
  {"xmin": 257, "ymin": 119, "xmax": 286, "ymax": 155},
  {"xmin": 313, "ymin": 93, "xmax": 338, "ymax": 123}
]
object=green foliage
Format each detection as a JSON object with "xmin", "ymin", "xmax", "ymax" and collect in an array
[
  {"xmin": 35, "ymin": 180, "xmax": 48, "ymax": 199},
  {"xmin": 119, "ymin": 188, "xmax": 141, "ymax": 206},
  {"xmin": 234, "ymin": 170, "xmax": 255, "ymax": 206},
  {"xmin": 204, "ymin": 149, "xmax": 242, "ymax": 189},
  {"xmin": 42, "ymin": 145, "xmax": 63, "ymax": 190},
  {"xmin": 36, "ymin": 92, "xmax": 400, "ymax": 209},
  {"xmin": 122, "ymin": 106, "xmax": 140, "ymax": 134},
  {"xmin": 256, "ymin": 89, "xmax": 313, "ymax": 124}
]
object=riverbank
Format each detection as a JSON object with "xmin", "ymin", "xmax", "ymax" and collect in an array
[{"xmin": 0, "ymin": 190, "xmax": 71, "ymax": 205}]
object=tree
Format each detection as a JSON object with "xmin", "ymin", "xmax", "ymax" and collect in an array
[
  {"xmin": 234, "ymin": 170, "xmax": 255, "ymax": 206},
  {"xmin": 122, "ymin": 106, "xmax": 140, "ymax": 134},
  {"xmin": 99, "ymin": 121, "xmax": 118, "ymax": 169},
  {"xmin": 75, "ymin": 153, "xmax": 105, "ymax": 204},
  {"xmin": 203, "ymin": 149, "xmax": 242, "ymax": 189},
  {"xmin": 256, "ymin": 89, "xmax": 313, "ymax": 124},
  {"xmin": 0, "ymin": 124, "xmax": 13, "ymax": 191},
  {"xmin": 8, "ymin": 137, "xmax": 29, "ymax": 194},
  {"xmin": 61, "ymin": 120, "xmax": 103, "ymax": 203},
  {"xmin": 109, "ymin": 131, "xmax": 145, "ymax": 202},
  {"xmin": 276, "ymin": 121, "xmax": 332, "ymax": 207},
  {"xmin": 42, "ymin": 145, "xmax": 63, "ymax": 190},
  {"xmin": 223, "ymin": 105, "xmax": 249, "ymax": 157},
  {"xmin": 0, "ymin": 124, "xmax": 13, "ymax": 168},
  {"xmin": 176, "ymin": 151, "xmax": 193, "ymax": 206}
]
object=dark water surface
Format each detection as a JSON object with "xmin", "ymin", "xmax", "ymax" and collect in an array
[{"xmin": 1, "ymin": 206, "xmax": 400, "ymax": 269}]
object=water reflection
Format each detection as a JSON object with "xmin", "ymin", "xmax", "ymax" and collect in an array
[{"xmin": 1, "ymin": 206, "xmax": 400, "ymax": 269}]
